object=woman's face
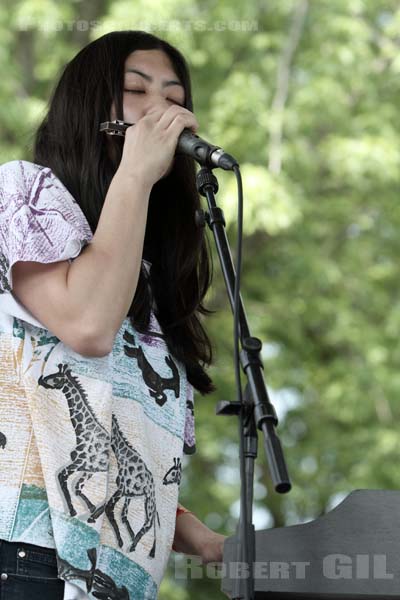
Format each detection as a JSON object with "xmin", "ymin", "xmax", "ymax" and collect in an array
[{"xmin": 108, "ymin": 49, "xmax": 186, "ymax": 177}]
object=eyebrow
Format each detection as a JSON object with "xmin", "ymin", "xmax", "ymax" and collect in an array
[{"xmin": 125, "ymin": 68, "xmax": 184, "ymax": 88}]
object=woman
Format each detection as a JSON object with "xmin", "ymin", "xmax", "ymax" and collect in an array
[{"xmin": 0, "ymin": 30, "xmax": 226, "ymax": 600}]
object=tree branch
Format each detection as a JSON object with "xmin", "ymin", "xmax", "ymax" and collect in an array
[{"xmin": 268, "ymin": 0, "xmax": 309, "ymax": 175}]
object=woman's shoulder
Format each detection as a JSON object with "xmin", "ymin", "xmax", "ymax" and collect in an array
[
  {"xmin": 0, "ymin": 159, "xmax": 93, "ymax": 239},
  {"xmin": 0, "ymin": 160, "xmax": 48, "ymax": 197},
  {"xmin": 0, "ymin": 159, "xmax": 80, "ymax": 211},
  {"xmin": 0, "ymin": 159, "xmax": 46, "ymax": 178}
]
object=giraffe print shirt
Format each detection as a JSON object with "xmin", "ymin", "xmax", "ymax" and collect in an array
[{"xmin": 0, "ymin": 160, "xmax": 196, "ymax": 600}]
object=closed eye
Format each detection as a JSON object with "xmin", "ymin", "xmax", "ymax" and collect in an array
[{"xmin": 123, "ymin": 90, "xmax": 184, "ymax": 106}]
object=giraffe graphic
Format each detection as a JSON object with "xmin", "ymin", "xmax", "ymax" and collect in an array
[
  {"xmin": 122, "ymin": 330, "xmax": 180, "ymax": 406},
  {"xmin": 91, "ymin": 414, "xmax": 160, "ymax": 558},
  {"xmin": 38, "ymin": 363, "xmax": 110, "ymax": 520},
  {"xmin": 162, "ymin": 458, "xmax": 182, "ymax": 486},
  {"xmin": 39, "ymin": 363, "xmax": 160, "ymax": 557}
]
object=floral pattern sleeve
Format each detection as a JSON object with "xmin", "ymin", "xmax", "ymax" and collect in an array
[
  {"xmin": 0, "ymin": 160, "xmax": 93, "ymax": 326},
  {"xmin": 0, "ymin": 160, "xmax": 93, "ymax": 295}
]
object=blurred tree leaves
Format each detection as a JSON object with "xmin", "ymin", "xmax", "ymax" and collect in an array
[{"xmin": 2, "ymin": 0, "xmax": 400, "ymax": 598}]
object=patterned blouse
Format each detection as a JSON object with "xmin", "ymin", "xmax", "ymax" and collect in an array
[{"xmin": 0, "ymin": 160, "xmax": 196, "ymax": 600}]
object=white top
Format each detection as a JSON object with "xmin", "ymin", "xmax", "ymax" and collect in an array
[{"xmin": 0, "ymin": 160, "xmax": 196, "ymax": 600}]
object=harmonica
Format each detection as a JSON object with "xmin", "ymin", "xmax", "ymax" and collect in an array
[{"xmin": 99, "ymin": 119, "xmax": 134, "ymax": 137}]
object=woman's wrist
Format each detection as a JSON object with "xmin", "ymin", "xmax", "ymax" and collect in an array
[
  {"xmin": 176, "ymin": 505, "xmax": 193, "ymax": 519},
  {"xmin": 115, "ymin": 163, "xmax": 154, "ymax": 192},
  {"xmin": 172, "ymin": 507, "xmax": 226, "ymax": 561}
]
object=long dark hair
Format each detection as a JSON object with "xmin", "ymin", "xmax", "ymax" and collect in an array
[{"xmin": 32, "ymin": 30, "xmax": 216, "ymax": 395}]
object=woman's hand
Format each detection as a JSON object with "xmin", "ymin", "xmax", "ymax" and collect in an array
[
  {"xmin": 199, "ymin": 531, "xmax": 228, "ymax": 565},
  {"xmin": 172, "ymin": 509, "xmax": 228, "ymax": 564},
  {"xmin": 117, "ymin": 103, "xmax": 199, "ymax": 188}
]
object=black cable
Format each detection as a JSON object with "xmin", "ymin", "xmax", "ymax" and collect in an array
[{"xmin": 232, "ymin": 165, "xmax": 252, "ymax": 599}]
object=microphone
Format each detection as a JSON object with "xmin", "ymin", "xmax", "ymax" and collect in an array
[
  {"xmin": 175, "ymin": 128, "xmax": 239, "ymax": 171},
  {"xmin": 99, "ymin": 120, "xmax": 239, "ymax": 171}
]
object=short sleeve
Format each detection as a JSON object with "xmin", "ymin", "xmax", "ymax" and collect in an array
[
  {"xmin": 0, "ymin": 160, "xmax": 93, "ymax": 325},
  {"xmin": 183, "ymin": 382, "xmax": 196, "ymax": 455}
]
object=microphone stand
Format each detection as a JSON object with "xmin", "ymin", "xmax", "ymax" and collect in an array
[{"xmin": 195, "ymin": 166, "xmax": 292, "ymax": 600}]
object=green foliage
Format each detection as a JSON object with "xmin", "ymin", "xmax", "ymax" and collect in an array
[{"xmin": 2, "ymin": 0, "xmax": 400, "ymax": 597}]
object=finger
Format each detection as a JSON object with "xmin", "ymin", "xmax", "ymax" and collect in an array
[
  {"xmin": 165, "ymin": 113, "xmax": 199, "ymax": 142},
  {"xmin": 144, "ymin": 104, "xmax": 174, "ymax": 123},
  {"xmin": 159, "ymin": 106, "xmax": 199, "ymax": 133},
  {"xmin": 124, "ymin": 107, "xmax": 166, "ymax": 136}
]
